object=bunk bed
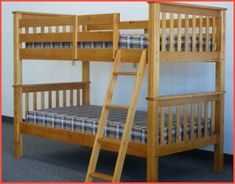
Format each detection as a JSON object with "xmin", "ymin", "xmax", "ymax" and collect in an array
[{"xmin": 13, "ymin": 2, "xmax": 226, "ymax": 182}]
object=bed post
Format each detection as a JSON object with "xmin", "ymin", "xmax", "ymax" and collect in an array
[
  {"xmin": 214, "ymin": 10, "xmax": 226, "ymax": 173},
  {"xmin": 82, "ymin": 25, "xmax": 90, "ymax": 105},
  {"xmin": 147, "ymin": 2, "xmax": 160, "ymax": 182},
  {"xmin": 13, "ymin": 12, "xmax": 23, "ymax": 158}
]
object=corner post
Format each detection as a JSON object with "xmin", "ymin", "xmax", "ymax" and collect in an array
[
  {"xmin": 214, "ymin": 10, "xmax": 226, "ymax": 172},
  {"xmin": 13, "ymin": 12, "xmax": 23, "ymax": 158},
  {"xmin": 82, "ymin": 25, "xmax": 90, "ymax": 105},
  {"xmin": 147, "ymin": 3, "xmax": 160, "ymax": 182}
]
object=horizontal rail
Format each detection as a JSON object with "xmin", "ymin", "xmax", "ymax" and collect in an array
[
  {"xmin": 77, "ymin": 13, "xmax": 118, "ymax": 25},
  {"xmin": 77, "ymin": 31, "xmax": 113, "ymax": 42},
  {"xmin": 14, "ymin": 82, "xmax": 89, "ymax": 93},
  {"xmin": 19, "ymin": 16, "xmax": 74, "ymax": 27},
  {"xmin": 20, "ymin": 48, "xmax": 73, "ymax": 60},
  {"xmin": 147, "ymin": 91, "xmax": 224, "ymax": 107},
  {"xmin": 19, "ymin": 33, "xmax": 73, "ymax": 42},
  {"xmin": 160, "ymin": 3, "xmax": 222, "ymax": 17}
]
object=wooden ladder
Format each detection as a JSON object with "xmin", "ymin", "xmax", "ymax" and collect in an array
[{"xmin": 85, "ymin": 49, "xmax": 147, "ymax": 182}]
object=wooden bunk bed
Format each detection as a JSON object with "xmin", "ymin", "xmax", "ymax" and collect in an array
[{"xmin": 13, "ymin": 2, "xmax": 226, "ymax": 182}]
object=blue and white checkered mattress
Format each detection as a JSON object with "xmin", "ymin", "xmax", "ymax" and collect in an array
[
  {"xmin": 25, "ymin": 105, "xmax": 211, "ymax": 144},
  {"xmin": 25, "ymin": 33, "xmax": 213, "ymax": 51}
]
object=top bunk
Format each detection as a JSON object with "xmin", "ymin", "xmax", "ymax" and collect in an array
[{"xmin": 13, "ymin": 2, "xmax": 226, "ymax": 63}]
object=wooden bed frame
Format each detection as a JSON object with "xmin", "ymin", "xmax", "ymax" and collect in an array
[{"xmin": 13, "ymin": 2, "xmax": 226, "ymax": 181}]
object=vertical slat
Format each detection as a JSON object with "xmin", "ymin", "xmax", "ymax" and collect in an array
[
  {"xmin": 199, "ymin": 16, "xmax": 203, "ymax": 52},
  {"xmin": 192, "ymin": 15, "xmax": 196, "ymax": 52},
  {"xmin": 63, "ymin": 90, "xmax": 66, "ymax": 107},
  {"xmin": 33, "ymin": 92, "xmax": 37, "ymax": 110},
  {"xmin": 70, "ymin": 90, "xmax": 73, "ymax": 107},
  {"xmin": 190, "ymin": 103, "xmax": 194, "ymax": 140},
  {"xmin": 56, "ymin": 26, "xmax": 60, "ymax": 33},
  {"xmin": 25, "ymin": 93, "xmax": 29, "ymax": 112},
  {"xmin": 212, "ymin": 17, "xmax": 216, "ymax": 52},
  {"xmin": 204, "ymin": 101, "xmax": 208, "ymax": 137},
  {"xmin": 48, "ymin": 26, "xmax": 52, "ymax": 33},
  {"xmin": 205, "ymin": 16, "xmax": 210, "ymax": 52},
  {"xmin": 176, "ymin": 105, "xmax": 180, "ymax": 143},
  {"xmin": 41, "ymin": 92, "xmax": 45, "ymax": 110},
  {"xmin": 185, "ymin": 14, "xmax": 189, "ymax": 52},
  {"xmin": 48, "ymin": 91, "xmax": 52, "ymax": 108},
  {"xmin": 161, "ymin": 12, "xmax": 166, "ymax": 52},
  {"xmin": 177, "ymin": 14, "xmax": 182, "ymax": 52},
  {"xmin": 168, "ymin": 106, "xmax": 172, "ymax": 144},
  {"xmin": 160, "ymin": 107, "xmax": 165, "ymax": 145},
  {"xmin": 211, "ymin": 101, "xmax": 216, "ymax": 135},
  {"xmin": 183, "ymin": 104, "xmax": 188, "ymax": 142},
  {"xmin": 63, "ymin": 25, "xmax": 67, "ymax": 33},
  {"xmin": 33, "ymin": 27, "xmax": 37, "ymax": 33},
  {"xmin": 41, "ymin": 26, "xmax": 44, "ymax": 33},
  {"xmin": 25, "ymin": 27, "xmax": 29, "ymax": 34},
  {"xmin": 170, "ymin": 13, "xmax": 174, "ymax": 52},
  {"xmin": 56, "ymin": 91, "xmax": 59, "ymax": 108},
  {"xmin": 73, "ymin": 16, "xmax": 78, "ymax": 59},
  {"xmin": 77, "ymin": 89, "xmax": 80, "ymax": 106},
  {"xmin": 198, "ymin": 103, "xmax": 202, "ymax": 138}
]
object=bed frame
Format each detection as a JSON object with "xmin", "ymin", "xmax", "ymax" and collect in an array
[{"xmin": 13, "ymin": 2, "xmax": 226, "ymax": 181}]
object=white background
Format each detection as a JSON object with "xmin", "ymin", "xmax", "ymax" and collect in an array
[{"xmin": 2, "ymin": 2, "xmax": 233, "ymax": 154}]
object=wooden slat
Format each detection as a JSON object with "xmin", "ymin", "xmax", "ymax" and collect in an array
[
  {"xmin": 204, "ymin": 101, "xmax": 208, "ymax": 137},
  {"xmin": 160, "ymin": 3, "xmax": 221, "ymax": 17},
  {"xmin": 168, "ymin": 106, "xmax": 173, "ymax": 144},
  {"xmin": 21, "ymin": 82, "xmax": 87, "ymax": 93},
  {"xmin": 41, "ymin": 92, "xmax": 45, "ymax": 110},
  {"xmin": 20, "ymin": 48, "xmax": 73, "ymax": 60},
  {"xmin": 56, "ymin": 91, "xmax": 59, "ymax": 108},
  {"xmin": 77, "ymin": 31, "xmax": 113, "ymax": 42},
  {"xmin": 48, "ymin": 26, "xmax": 52, "ymax": 33},
  {"xmin": 77, "ymin": 89, "xmax": 80, "ymax": 106},
  {"xmin": 212, "ymin": 17, "xmax": 216, "ymax": 51},
  {"xmin": 63, "ymin": 25, "xmax": 66, "ymax": 33},
  {"xmin": 170, "ymin": 13, "xmax": 174, "ymax": 52},
  {"xmin": 19, "ymin": 33, "xmax": 73, "ymax": 42},
  {"xmin": 106, "ymin": 104, "xmax": 129, "ymax": 111},
  {"xmin": 192, "ymin": 15, "xmax": 196, "ymax": 52},
  {"xmin": 211, "ymin": 101, "xmax": 216, "ymax": 135},
  {"xmin": 73, "ymin": 16, "xmax": 78, "ymax": 59},
  {"xmin": 89, "ymin": 172, "xmax": 113, "ymax": 181},
  {"xmin": 113, "ymin": 13, "xmax": 119, "ymax": 57},
  {"xmin": 113, "ymin": 72, "xmax": 136, "ymax": 76},
  {"xmin": 185, "ymin": 14, "xmax": 189, "ymax": 52},
  {"xmin": 177, "ymin": 14, "xmax": 182, "ymax": 52},
  {"xmin": 78, "ymin": 14, "xmax": 115, "ymax": 25},
  {"xmin": 19, "ymin": 16, "xmax": 74, "ymax": 27},
  {"xmin": 160, "ymin": 52, "xmax": 220, "ymax": 62},
  {"xmin": 161, "ymin": 13, "xmax": 166, "ymax": 52},
  {"xmin": 25, "ymin": 93, "xmax": 29, "ymax": 112},
  {"xmin": 160, "ymin": 108, "xmax": 165, "ymax": 145},
  {"xmin": 56, "ymin": 26, "xmax": 60, "ymax": 33},
  {"xmin": 63, "ymin": 90, "xmax": 66, "ymax": 107},
  {"xmin": 41, "ymin": 26, "xmax": 44, "ymax": 33},
  {"xmin": 147, "ymin": 91, "xmax": 224, "ymax": 107},
  {"xmin": 198, "ymin": 103, "xmax": 202, "ymax": 138},
  {"xmin": 48, "ymin": 91, "xmax": 52, "ymax": 108},
  {"xmin": 199, "ymin": 16, "xmax": 203, "ymax": 52},
  {"xmin": 206, "ymin": 16, "xmax": 210, "ymax": 52},
  {"xmin": 70, "ymin": 90, "xmax": 73, "ymax": 107},
  {"xmin": 190, "ymin": 104, "xmax": 194, "ymax": 140},
  {"xmin": 183, "ymin": 104, "xmax": 188, "ymax": 142},
  {"xmin": 176, "ymin": 105, "xmax": 180, "ymax": 143},
  {"xmin": 33, "ymin": 92, "xmax": 37, "ymax": 110}
]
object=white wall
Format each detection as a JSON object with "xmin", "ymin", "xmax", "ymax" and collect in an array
[{"xmin": 2, "ymin": 2, "xmax": 233, "ymax": 154}]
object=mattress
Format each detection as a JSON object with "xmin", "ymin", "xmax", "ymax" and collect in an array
[
  {"xmin": 26, "ymin": 105, "xmax": 211, "ymax": 144},
  {"xmin": 24, "ymin": 33, "xmax": 213, "ymax": 51}
]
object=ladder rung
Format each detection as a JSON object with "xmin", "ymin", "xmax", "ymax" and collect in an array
[
  {"xmin": 113, "ymin": 72, "xmax": 137, "ymax": 76},
  {"xmin": 89, "ymin": 172, "xmax": 113, "ymax": 181},
  {"xmin": 97, "ymin": 137, "xmax": 121, "ymax": 146},
  {"xmin": 106, "ymin": 104, "xmax": 129, "ymax": 110}
]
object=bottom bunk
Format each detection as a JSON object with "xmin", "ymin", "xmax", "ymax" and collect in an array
[{"xmin": 25, "ymin": 105, "xmax": 211, "ymax": 145}]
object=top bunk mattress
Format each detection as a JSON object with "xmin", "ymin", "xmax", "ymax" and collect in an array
[
  {"xmin": 25, "ymin": 105, "xmax": 211, "ymax": 144},
  {"xmin": 24, "ymin": 33, "xmax": 213, "ymax": 52}
]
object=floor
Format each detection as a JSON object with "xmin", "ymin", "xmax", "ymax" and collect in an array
[{"xmin": 2, "ymin": 120, "xmax": 233, "ymax": 182}]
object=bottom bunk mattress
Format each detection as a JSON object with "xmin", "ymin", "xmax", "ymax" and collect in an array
[{"xmin": 25, "ymin": 105, "xmax": 211, "ymax": 144}]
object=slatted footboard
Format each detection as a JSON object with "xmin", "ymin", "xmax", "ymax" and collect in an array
[{"xmin": 147, "ymin": 91, "xmax": 224, "ymax": 156}]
